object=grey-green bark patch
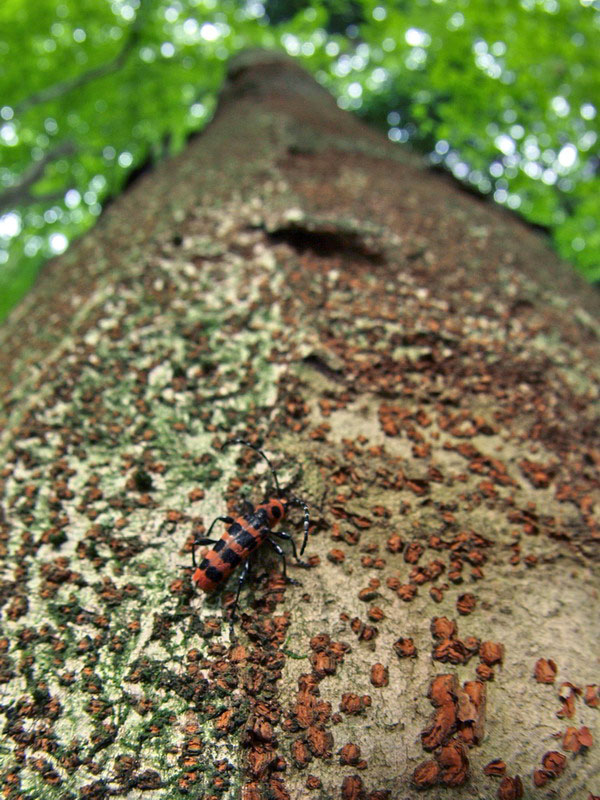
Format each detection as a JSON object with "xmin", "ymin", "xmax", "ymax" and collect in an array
[{"xmin": 0, "ymin": 205, "xmax": 301, "ymax": 797}]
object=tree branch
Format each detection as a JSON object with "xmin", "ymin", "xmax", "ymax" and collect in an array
[
  {"xmin": 0, "ymin": 140, "xmax": 76, "ymax": 212},
  {"xmin": 13, "ymin": 1, "xmax": 148, "ymax": 115}
]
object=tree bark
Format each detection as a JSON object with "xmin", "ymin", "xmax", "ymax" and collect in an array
[{"xmin": 0, "ymin": 50, "xmax": 598, "ymax": 800}]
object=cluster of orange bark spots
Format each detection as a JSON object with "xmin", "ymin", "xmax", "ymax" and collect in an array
[
  {"xmin": 533, "ymin": 751, "xmax": 567, "ymax": 787},
  {"xmin": 239, "ymin": 607, "xmax": 298, "ymax": 800},
  {"xmin": 526, "ymin": 658, "xmax": 598, "ymax": 793},
  {"xmin": 557, "ymin": 681, "xmax": 582, "ymax": 718},
  {"xmin": 584, "ymin": 684, "xmax": 599, "ymax": 707},
  {"xmin": 393, "ymin": 637, "xmax": 417, "ymax": 659},
  {"xmin": 369, "ymin": 663, "xmax": 389, "ymax": 688},
  {"xmin": 413, "ymin": 674, "xmax": 481, "ymax": 788},
  {"xmin": 430, "ymin": 616, "xmax": 480, "ymax": 667},
  {"xmin": 484, "ymin": 759, "xmax": 506, "ymax": 776},
  {"xmin": 562, "ymin": 725, "xmax": 593, "ymax": 753},
  {"xmin": 534, "ymin": 657, "xmax": 557, "ymax": 683},
  {"xmin": 348, "ymin": 616, "xmax": 379, "ymax": 642},
  {"xmin": 496, "ymin": 775, "xmax": 523, "ymax": 799},
  {"xmin": 283, "ymin": 633, "xmax": 348, "ymax": 771}
]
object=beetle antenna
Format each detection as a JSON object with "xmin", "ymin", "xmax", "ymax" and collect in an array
[
  {"xmin": 223, "ymin": 439, "xmax": 282, "ymax": 496},
  {"xmin": 288, "ymin": 496, "xmax": 310, "ymax": 555}
]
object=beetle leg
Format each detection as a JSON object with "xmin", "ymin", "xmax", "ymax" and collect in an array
[
  {"xmin": 269, "ymin": 529, "xmax": 311, "ymax": 568},
  {"xmin": 267, "ymin": 536, "xmax": 302, "ymax": 585},
  {"xmin": 267, "ymin": 538, "xmax": 290, "ymax": 581},
  {"xmin": 191, "ymin": 516, "xmax": 233, "ymax": 567},
  {"xmin": 205, "ymin": 515, "xmax": 234, "ymax": 537},
  {"xmin": 191, "ymin": 537, "xmax": 218, "ymax": 568},
  {"xmin": 229, "ymin": 558, "xmax": 251, "ymax": 635}
]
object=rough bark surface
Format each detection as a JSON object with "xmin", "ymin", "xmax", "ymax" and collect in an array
[{"xmin": 0, "ymin": 50, "xmax": 599, "ymax": 800}]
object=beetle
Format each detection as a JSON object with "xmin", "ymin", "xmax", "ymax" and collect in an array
[{"xmin": 191, "ymin": 439, "xmax": 310, "ymax": 629}]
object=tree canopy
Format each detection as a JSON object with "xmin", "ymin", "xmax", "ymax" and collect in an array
[{"xmin": 0, "ymin": 0, "xmax": 598, "ymax": 320}]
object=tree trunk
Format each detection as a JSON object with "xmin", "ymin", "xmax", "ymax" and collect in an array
[{"xmin": 0, "ymin": 50, "xmax": 598, "ymax": 800}]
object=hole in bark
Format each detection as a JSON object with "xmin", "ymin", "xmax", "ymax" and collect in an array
[{"xmin": 265, "ymin": 225, "xmax": 385, "ymax": 265}]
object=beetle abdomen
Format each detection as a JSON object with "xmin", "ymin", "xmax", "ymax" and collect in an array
[{"xmin": 193, "ymin": 518, "xmax": 265, "ymax": 592}]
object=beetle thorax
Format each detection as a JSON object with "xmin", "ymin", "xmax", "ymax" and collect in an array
[{"xmin": 256, "ymin": 498, "xmax": 286, "ymax": 526}]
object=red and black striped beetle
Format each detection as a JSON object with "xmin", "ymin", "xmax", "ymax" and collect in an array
[{"xmin": 191, "ymin": 439, "xmax": 310, "ymax": 629}]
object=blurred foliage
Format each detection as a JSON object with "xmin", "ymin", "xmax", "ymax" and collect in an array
[{"xmin": 1, "ymin": 0, "xmax": 598, "ymax": 321}]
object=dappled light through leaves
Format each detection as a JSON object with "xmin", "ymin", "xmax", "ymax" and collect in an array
[{"xmin": 0, "ymin": 0, "xmax": 598, "ymax": 319}]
